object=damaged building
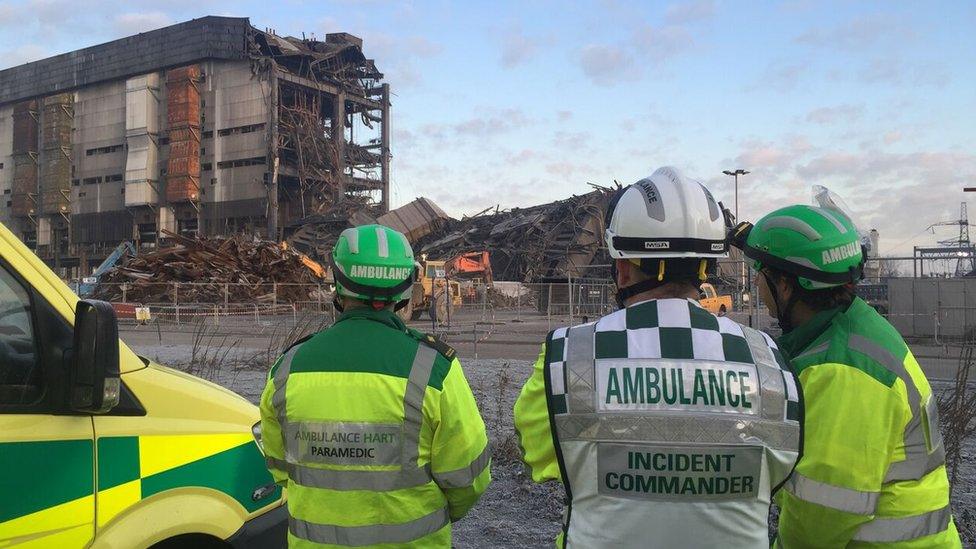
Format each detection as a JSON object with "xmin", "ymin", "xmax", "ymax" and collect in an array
[{"xmin": 0, "ymin": 16, "xmax": 390, "ymax": 275}]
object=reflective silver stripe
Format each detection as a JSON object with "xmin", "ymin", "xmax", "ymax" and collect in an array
[
  {"xmin": 289, "ymin": 506, "xmax": 449, "ymax": 546},
  {"xmin": 403, "ymin": 344, "xmax": 437, "ymax": 473},
  {"xmin": 885, "ymin": 443, "xmax": 946, "ymax": 483},
  {"xmin": 812, "ymin": 206, "xmax": 850, "ymax": 234},
  {"xmin": 853, "ymin": 506, "xmax": 953, "ymax": 542},
  {"xmin": 284, "ymin": 460, "xmax": 433, "ymax": 491},
  {"xmin": 792, "ymin": 341, "xmax": 829, "ymax": 362},
  {"xmin": 273, "ymin": 341, "xmax": 438, "ymax": 490},
  {"xmin": 847, "ymin": 335, "xmax": 947, "ymax": 482},
  {"xmin": 785, "ymin": 472, "xmax": 879, "ymax": 515},
  {"xmin": 375, "ymin": 226, "xmax": 389, "ymax": 258},
  {"xmin": 847, "ymin": 334, "xmax": 919, "ymax": 412},
  {"xmin": 342, "ymin": 227, "xmax": 360, "ymax": 254},
  {"xmin": 762, "ymin": 215, "xmax": 823, "ymax": 241},
  {"xmin": 267, "ymin": 456, "xmax": 287, "ymax": 471},
  {"xmin": 272, "ymin": 345, "xmax": 302, "ymax": 461},
  {"xmin": 742, "ymin": 326, "xmax": 786, "ymax": 421},
  {"xmin": 565, "ymin": 323, "xmax": 596, "ymax": 414},
  {"xmin": 555, "ymin": 413, "xmax": 800, "ymax": 452},
  {"xmin": 432, "ymin": 443, "xmax": 492, "ymax": 489}
]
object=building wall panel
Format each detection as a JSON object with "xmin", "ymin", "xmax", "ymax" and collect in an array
[
  {"xmin": 39, "ymin": 94, "xmax": 73, "ymax": 215},
  {"xmin": 0, "ymin": 17, "xmax": 249, "ymax": 106},
  {"xmin": 0, "ymin": 106, "xmax": 13, "ymax": 225}
]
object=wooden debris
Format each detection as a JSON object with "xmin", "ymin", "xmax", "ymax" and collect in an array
[{"xmin": 94, "ymin": 230, "xmax": 321, "ymax": 303}]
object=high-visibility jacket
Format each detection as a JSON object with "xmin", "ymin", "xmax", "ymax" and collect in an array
[
  {"xmin": 259, "ymin": 307, "xmax": 491, "ymax": 548},
  {"xmin": 515, "ymin": 298, "xmax": 802, "ymax": 548},
  {"xmin": 774, "ymin": 297, "xmax": 960, "ymax": 548}
]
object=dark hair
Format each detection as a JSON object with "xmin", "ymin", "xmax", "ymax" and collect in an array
[{"xmin": 764, "ymin": 267, "xmax": 855, "ymax": 311}]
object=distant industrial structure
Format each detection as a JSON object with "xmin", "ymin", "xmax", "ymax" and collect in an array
[{"xmin": 0, "ymin": 16, "xmax": 390, "ymax": 275}]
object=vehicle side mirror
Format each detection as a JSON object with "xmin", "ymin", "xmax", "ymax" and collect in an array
[{"xmin": 70, "ymin": 300, "xmax": 120, "ymax": 413}]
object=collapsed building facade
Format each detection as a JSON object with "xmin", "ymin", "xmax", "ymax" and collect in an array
[
  {"xmin": 416, "ymin": 188, "xmax": 612, "ymax": 282},
  {"xmin": 0, "ymin": 16, "xmax": 390, "ymax": 275}
]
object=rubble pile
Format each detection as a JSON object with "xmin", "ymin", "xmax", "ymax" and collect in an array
[
  {"xmin": 95, "ymin": 231, "xmax": 320, "ymax": 303},
  {"xmin": 416, "ymin": 187, "xmax": 614, "ymax": 282}
]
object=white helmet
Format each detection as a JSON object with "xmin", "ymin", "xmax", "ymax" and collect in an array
[{"xmin": 605, "ymin": 166, "xmax": 728, "ymax": 259}]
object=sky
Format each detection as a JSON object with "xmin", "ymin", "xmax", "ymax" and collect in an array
[{"xmin": 0, "ymin": 0, "xmax": 974, "ymax": 256}]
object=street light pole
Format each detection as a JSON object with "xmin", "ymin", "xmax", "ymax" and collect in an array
[
  {"xmin": 723, "ymin": 169, "xmax": 752, "ymax": 325},
  {"xmin": 722, "ymin": 169, "xmax": 750, "ymax": 221}
]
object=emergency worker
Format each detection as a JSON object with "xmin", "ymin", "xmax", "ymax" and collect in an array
[
  {"xmin": 514, "ymin": 167, "xmax": 802, "ymax": 548},
  {"xmin": 259, "ymin": 224, "xmax": 491, "ymax": 548},
  {"xmin": 730, "ymin": 205, "xmax": 960, "ymax": 547}
]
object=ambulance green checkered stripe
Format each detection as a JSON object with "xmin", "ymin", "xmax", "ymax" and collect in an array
[
  {"xmin": 141, "ymin": 441, "xmax": 279, "ymax": 513},
  {"xmin": 97, "ymin": 436, "xmax": 140, "ymax": 491},
  {"xmin": 0, "ymin": 439, "xmax": 93, "ymax": 523},
  {"xmin": 625, "ymin": 301, "xmax": 658, "ymax": 329}
]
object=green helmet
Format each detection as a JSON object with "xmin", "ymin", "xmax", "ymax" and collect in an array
[
  {"xmin": 732, "ymin": 204, "xmax": 864, "ymax": 289},
  {"xmin": 331, "ymin": 224, "xmax": 416, "ymax": 303}
]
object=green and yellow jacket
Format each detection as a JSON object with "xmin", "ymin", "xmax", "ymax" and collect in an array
[
  {"xmin": 259, "ymin": 308, "xmax": 491, "ymax": 548},
  {"xmin": 775, "ymin": 297, "xmax": 960, "ymax": 548}
]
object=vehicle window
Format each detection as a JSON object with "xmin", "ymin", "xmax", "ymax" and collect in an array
[{"xmin": 0, "ymin": 263, "xmax": 39, "ymax": 405}]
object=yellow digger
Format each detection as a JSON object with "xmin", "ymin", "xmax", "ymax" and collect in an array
[
  {"xmin": 699, "ymin": 282, "xmax": 732, "ymax": 316},
  {"xmin": 407, "ymin": 256, "xmax": 461, "ymax": 322}
]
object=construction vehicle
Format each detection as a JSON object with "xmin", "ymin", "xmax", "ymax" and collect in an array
[
  {"xmin": 404, "ymin": 256, "xmax": 462, "ymax": 322},
  {"xmin": 77, "ymin": 241, "xmax": 136, "ymax": 297},
  {"xmin": 0, "ymin": 221, "xmax": 286, "ymax": 547},
  {"xmin": 699, "ymin": 282, "xmax": 733, "ymax": 316},
  {"xmin": 280, "ymin": 241, "xmax": 326, "ymax": 278},
  {"xmin": 447, "ymin": 251, "xmax": 492, "ymax": 301}
]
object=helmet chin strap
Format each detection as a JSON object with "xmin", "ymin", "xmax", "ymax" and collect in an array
[{"xmin": 761, "ymin": 270, "xmax": 800, "ymax": 333}]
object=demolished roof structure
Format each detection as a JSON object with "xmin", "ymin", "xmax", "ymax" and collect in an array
[{"xmin": 416, "ymin": 188, "xmax": 614, "ymax": 282}]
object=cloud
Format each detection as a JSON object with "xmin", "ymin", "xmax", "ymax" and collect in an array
[
  {"xmin": 664, "ymin": 1, "xmax": 715, "ymax": 24},
  {"xmin": 0, "ymin": 44, "xmax": 49, "ymax": 69},
  {"xmin": 856, "ymin": 58, "xmax": 951, "ymax": 87},
  {"xmin": 631, "ymin": 24, "xmax": 694, "ymax": 63},
  {"xmin": 795, "ymin": 14, "xmax": 914, "ymax": 51},
  {"xmin": 500, "ymin": 28, "xmax": 539, "ymax": 68},
  {"xmin": 556, "ymin": 110, "xmax": 573, "ymax": 122},
  {"xmin": 805, "ymin": 104, "xmax": 864, "ymax": 125},
  {"xmin": 113, "ymin": 11, "xmax": 173, "ymax": 35},
  {"xmin": 755, "ymin": 60, "xmax": 806, "ymax": 92},
  {"xmin": 883, "ymin": 131, "xmax": 902, "ymax": 145},
  {"xmin": 551, "ymin": 131, "xmax": 592, "ymax": 151},
  {"xmin": 0, "ymin": 3, "xmax": 15, "ymax": 27},
  {"xmin": 577, "ymin": 44, "xmax": 633, "ymax": 86},
  {"xmin": 452, "ymin": 108, "xmax": 531, "ymax": 137}
]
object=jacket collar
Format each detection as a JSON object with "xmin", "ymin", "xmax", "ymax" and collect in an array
[{"xmin": 335, "ymin": 307, "xmax": 406, "ymax": 331}]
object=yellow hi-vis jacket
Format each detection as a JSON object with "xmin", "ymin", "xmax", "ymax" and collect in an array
[
  {"xmin": 775, "ymin": 297, "xmax": 960, "ymax": 548},
  {"xmin": 259, "ymin": 307, "xmax": 491, "ymax": 548}
]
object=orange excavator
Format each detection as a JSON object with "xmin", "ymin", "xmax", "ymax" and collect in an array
[{"xmin": 447, "ymin": 251, "xmax": 493, "ymax": 286}]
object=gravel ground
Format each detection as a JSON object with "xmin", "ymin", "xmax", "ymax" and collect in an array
[{"xmin": 130, "ymin": 341, "xmax": 975, "ymax": 548}]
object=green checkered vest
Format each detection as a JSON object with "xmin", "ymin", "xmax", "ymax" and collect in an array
[{"xmin": 543, "ymin": 298, "xmax": 802, "ymax": 548}]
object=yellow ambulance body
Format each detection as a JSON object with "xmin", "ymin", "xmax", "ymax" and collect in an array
[{"xmin": 0, "ymin": 221, "xmax": 285, "ymax": 548}]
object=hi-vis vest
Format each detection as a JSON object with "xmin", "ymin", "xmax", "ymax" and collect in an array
[
  {"xmin": 259, "ymin": 308, "xmax": 491, "ymax": 548},
  {"xmin": 543, "ymin": 299, "xmax": 802, "ymax": 548}
]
